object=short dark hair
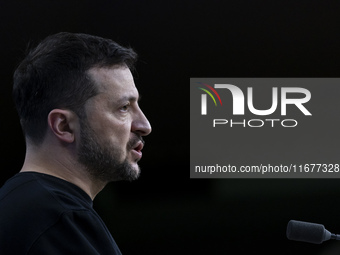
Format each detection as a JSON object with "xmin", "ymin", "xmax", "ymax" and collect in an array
[{"xmin": 13, "ymin": 32, "xmax": 137, "ymax": 145}]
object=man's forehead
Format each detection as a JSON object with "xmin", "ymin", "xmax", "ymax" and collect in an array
[
  {"xmin": 87, "ymin": 65, "xmax": 136, "ymax": 92},
  {"xmin": 86, "ymin": 66, "xmax": 140, "ymax": 106}
]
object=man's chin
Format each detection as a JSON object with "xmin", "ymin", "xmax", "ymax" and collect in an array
[
  {"xmin": 114, "ymin": 160, "xmax": 140, "ymax": 182},
  {"xmin": 128, "ymin": 163, "xmax": 141, "ymax": 180}
]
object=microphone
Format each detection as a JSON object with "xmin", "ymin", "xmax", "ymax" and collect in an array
[{"xmin": 287, "ymin": 220, "xmax": 340, "ymax": 244}]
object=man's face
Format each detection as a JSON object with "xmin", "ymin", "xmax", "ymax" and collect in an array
[{"xmin": 77, "ymin": 66, "xmax": 151, "ymax": 182}]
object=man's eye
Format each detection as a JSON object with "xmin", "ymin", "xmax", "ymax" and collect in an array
[{"xmin": 120, "ymin": 104, "xmax": 130, "ymax": 112}]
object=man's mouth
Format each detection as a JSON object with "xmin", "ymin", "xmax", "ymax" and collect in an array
[
  {"xmin": 133, "ymin": 141, "xmax": 144, "ymax": 153},
  {"xmin": 130, "ymin": 139, "xmax": 145, "ymax": 161}
]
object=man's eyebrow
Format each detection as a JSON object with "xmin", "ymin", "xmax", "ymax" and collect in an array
[{"xmin": 116, "ymin": 95, "xmax": 141, "ymax": 104}]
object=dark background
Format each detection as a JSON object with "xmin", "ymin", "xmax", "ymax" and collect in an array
[{"xmin": 1, "ymin": 1, "xmax": 340, "ymax": 254}]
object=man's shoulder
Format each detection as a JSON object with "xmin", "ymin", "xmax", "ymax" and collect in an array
[
  {"xmin": 0, "ymin": 172, "xmax": 99, "ymax": 254},
  {"xmin": 0, "ymin": 172, "xmax": 92, "ymax": 212},
  {"xmin": 0, "ymin": 172, "xmax": 122, "ymax": 255}
]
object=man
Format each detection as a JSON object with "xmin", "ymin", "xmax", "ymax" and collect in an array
[{"xmin": 0, "ymin": 32, "xmax": 151, "ymax": 254}]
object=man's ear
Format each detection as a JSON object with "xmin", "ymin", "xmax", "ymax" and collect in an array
[{"xmin": 47, "ymin": 109, "xmax": 78, "ymax": 143}]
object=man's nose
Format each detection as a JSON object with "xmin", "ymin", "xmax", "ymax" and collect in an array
[{"xmin": 131, "ymin": 109, "xmax": 152, "ymax": 136}]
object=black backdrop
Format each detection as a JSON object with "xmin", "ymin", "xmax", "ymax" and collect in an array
[{"xmin": 1, "ymin": 1, "xmax": 340, "ymax": 254}]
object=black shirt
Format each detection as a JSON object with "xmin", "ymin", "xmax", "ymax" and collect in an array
[{"xmin": 0, "ymin": 172, "xmax": 122, "ymax": 254}]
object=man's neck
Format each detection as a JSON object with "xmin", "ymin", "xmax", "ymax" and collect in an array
[{"xmin": 21, "ymin": 145, "xmax": 106, "ymax": 200}]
